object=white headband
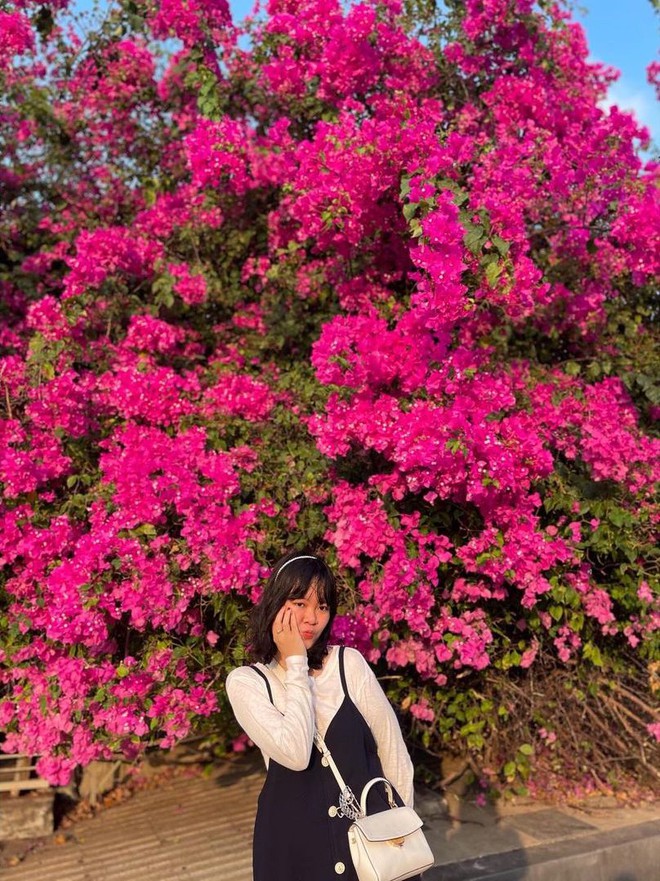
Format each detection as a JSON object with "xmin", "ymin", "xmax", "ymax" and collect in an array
[{"xmin": 274, "ymin": 555, "xmax": 317, "ymax": 580}]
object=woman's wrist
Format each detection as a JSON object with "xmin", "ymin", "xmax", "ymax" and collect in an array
[{"xmin": 281, "ymin": 654, "xmax": 308, "ymax": 671}]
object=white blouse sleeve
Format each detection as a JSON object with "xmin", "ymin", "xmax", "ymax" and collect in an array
[
  {"xmin": 226, "ymin": 657, "xmax": 315, "ymax": 772},
  {"xmin": 345, "ymin": 648, "xmax": 415, "ymax": 808}
]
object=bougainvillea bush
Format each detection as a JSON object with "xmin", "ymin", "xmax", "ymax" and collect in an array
[{"xmin": 0, "ymin": 0, "xmax": 658, "ymax": 794}]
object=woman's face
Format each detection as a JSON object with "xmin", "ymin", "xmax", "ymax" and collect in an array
[{"xmin": 283, "ymin": 583, "xmax": 331, "ymax": 649}]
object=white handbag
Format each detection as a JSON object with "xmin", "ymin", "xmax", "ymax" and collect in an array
[{"xmin": 314, "ymin": 734, "xmax": 435, "ymax": 881}]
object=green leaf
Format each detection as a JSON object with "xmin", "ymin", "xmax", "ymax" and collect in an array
[
  {"xmin": 485, "ymin": 260, "xmax": 502, "ymax": 286},
  {"xmin": 403, "ymin": 202, "xmax": 418, "ymax": 222},
  {"xmin": 500, "ymin": 650, "xmax": 521, "ymax": 670},
  {"xmin": 583, "ymin": 642, "xmax": 603, "ymax": 667},
  {"xmin": 492, "ymin": 235, "xmax": 510, "ymax": 255},
  {"xmin": 224, "ymin": 603, "xmax": 240, "ymax": 630},
  {"xmin": 464, "ymin": 224, "xmax": 485, "ymax": 253},
  {"xmin": 569, "ymin": 612, "xmax": 585, "ymax": 631},
  {"xmin": 549, "ymin": 605, "xmax": 563, "ymax": 622}
]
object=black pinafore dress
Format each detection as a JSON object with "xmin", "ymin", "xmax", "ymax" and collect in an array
[{"xmin": 250, "ymin": 646, "xmax": 421, "ymax": 881}]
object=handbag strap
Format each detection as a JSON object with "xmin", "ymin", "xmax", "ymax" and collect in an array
[
  {"xmin": 314, "ymin": 728, "xmax": 363, "ymax": 820},
  {"xmin": 314, "ymin": 733, "xmax": 398, "ymax": 817},
  {"xmin": 313, "ymin": 728, "xmax": 350, "ymax": 793}
]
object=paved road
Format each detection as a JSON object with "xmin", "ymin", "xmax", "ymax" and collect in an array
[
  {"xmin": 4, "ymin": 761, "xmax": 262, "ymax": 881},
  {"xmin": 3, "ymin": 755, "xmax": 660, "ymax": 881}
]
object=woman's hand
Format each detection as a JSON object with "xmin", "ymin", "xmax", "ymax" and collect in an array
[{"xmin": 272, "ymin": 604, "xmax": 306, "ymax": 662}]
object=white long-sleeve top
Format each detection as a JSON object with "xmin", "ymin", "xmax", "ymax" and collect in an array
[{"xmin": 226, "ymin": 645, "xmax": 415, "ymax": 807}]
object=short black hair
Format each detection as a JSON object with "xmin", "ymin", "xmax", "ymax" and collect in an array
[{"xmin": 248, "ymin": 550, "xmax": 338, "ymax": 670}]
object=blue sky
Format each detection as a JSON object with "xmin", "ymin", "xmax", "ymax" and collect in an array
[{"xmin": 571, "ymin": 0, "xmax": 659, "ymax": 146}]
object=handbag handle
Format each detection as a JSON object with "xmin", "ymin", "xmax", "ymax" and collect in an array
[
  {"xmin": 359, "ymin": 776, "xmax": 398, "ymax": 815},
  {"xmin": 316, "ymin": 730, "xmax": 399, "ymax": 820}
]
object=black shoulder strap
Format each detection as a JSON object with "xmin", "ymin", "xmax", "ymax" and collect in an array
[
  {"xmin": 338, "ymin": 645, "xmax": 349, "ymax": 698},
  {"xmin": 250, "ymin": 664, "xmax": 274, "ymax": 705}
]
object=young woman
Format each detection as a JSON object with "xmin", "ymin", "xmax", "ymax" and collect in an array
[{"xmin": 226, "ymin": 551, "xmax": 420, "ymax": 881}]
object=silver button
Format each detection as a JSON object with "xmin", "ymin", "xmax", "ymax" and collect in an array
[
  {"xmin": 334, "ymin": 863, "xmax": 345, "ymax": 875},
  {"xmin": 321, "ymin": 756, "xmax": 329, "ymax": 767},
  {"xmin": 328, "ymin": 805, "xmax": 338, "ymax": 817}
]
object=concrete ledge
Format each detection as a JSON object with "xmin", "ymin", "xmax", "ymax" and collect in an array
[
  {"xmin": 0, "ymin": 792, "xmax": 54, "ymax": 840},
  {"xmin": 425, "ymin": 819, "xmax": 660, "ymax": 881}
]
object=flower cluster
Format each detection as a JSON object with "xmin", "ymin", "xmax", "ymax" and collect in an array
[
  {"xmin": 0, "ymin": 0, "xmax": 657, "ymax": 783},
  {"xmin": 0, "ymin": 11, "xmax": 34, "ymax": 69}
]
